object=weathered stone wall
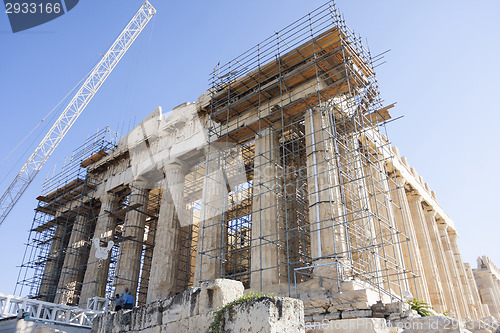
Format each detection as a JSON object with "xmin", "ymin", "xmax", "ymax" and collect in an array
[
  {"xmin": 91, "ymin": 279, "xmax": 305, "ymax": 333},
  {"xmin": 224, "ymin": 297, "xmax": 305, "ymax": 332}
]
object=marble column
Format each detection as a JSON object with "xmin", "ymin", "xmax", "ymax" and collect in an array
[
  {"xmin": 304, "ymin": 109, "xmax": 347, "ymax": 266},
  {"xmin": 423, "ymin": 209, "xmax": 459, "ymax": 314},
  {"xmin": 194, "ymin": 147, "xmax": 226, "ymax": 286},
  {"xmin": 250, "ymin": 127, "xmax": 280, "ymax": 290},
  {"xmin": 466, "ymin": 263, "xmax": 491, "ymax": 318},
  {"xmin": 137, "ymin": 222, "xmax": 155, "ymax": 305},
  {"xmin": 147, "ymin": 162, "xmax": 187, "ymax": 302},
  {"xmin": 437, "ymin": 222, "xmax": 469, "ymax": 318},
  {"xmin": 39, "ymin": 217, "xmax": 69, "ymax": 302},
  {"xmin": 390, "ymin": 177, "xmax": 430, "ymax": 303},
  {"xmin": 80, "ymin": 192, "xmax": 118, "ymax": 307},
  {"xmin": 55, "ymin": 214, "xmax": 92, "ymax": 305},
  {"xmin": 363, "ymin": 154, "xmax": 407, "ymax": 294},
  {"xmin": 406, "ymin": 193, "xmax": 446, "ymax": 311},
  {"xmin": 115, "ymin": 183, "xmax": 149, "ymax": 297},
  {"xmin": 449, "ymin": 231, "xmax": 483, "ymax": 319}
]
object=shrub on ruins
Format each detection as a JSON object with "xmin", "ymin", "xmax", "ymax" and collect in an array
[{"xmin": 407, "ymin": 299, "xmax": 434, "ymax": 317}]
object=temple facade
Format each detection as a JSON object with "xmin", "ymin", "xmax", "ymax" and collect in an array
[{"xmin": 16, "ymin": 1, "xmax": 499, "ymax": 324}]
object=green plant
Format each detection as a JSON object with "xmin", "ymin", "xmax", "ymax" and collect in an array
[
  {"xmin": 207, "ymin": 291, "xmax": 275, "ymax": 333},
  {"xmin": 407, "ymin": 299, "xmax": 434, "ymax": 317},
  {"xmin": 443, "ymin": 310, "xmax": 456, "ymax": 318}
]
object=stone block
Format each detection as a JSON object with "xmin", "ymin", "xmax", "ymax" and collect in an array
[
  {"xmin": 130, "ymin": 300, "xmax": 163, "ymax": 331},
  {"xmin": 385, "ymin": 302, "xmax": 411, "ymax": 314},
  {"xmin": 388, "ymin": 313, "xmax": 401, "ymax": 321},
  {"xmin": 224, "ymin": 297, "xmax": 305, "ymax": 333},
  {"xmin": 161, "ymin": 296, "xmax": 184, "ymax": 324},
  {"xmin": 327, "ymin": 289, "xmax": 378, "ymax": 312},
  {"xmin": 305, "ymin": 307, "xmax": 327, "ymax": 316},
  {"xmin": 161, "ymin": 318, "xmax": 188, "ymax": 333},
  {"xmin": 464, "ymin": 317, "xmax": 499, "ymax": 333},
  {"xmin": 306, "ymin": 318, "xmax": 400, "ymax": 333},
  {"xmin": 188, "ymin": 313, "xmax": 213, "ymax": 332},
  {"xmin": 307, "ymin": 294, "xmax": 331, "ymax": 308},
  {"xmin": 135, "ymin": 327, "xmax": 161, "ymax": 333},
  {"xmin": 198, "ymin": 278, "xmax": 244, "ymax": 313},
  {"xmin": 312, "ymin": 312, "xmax": 341, "ymax": 322},
  {"xmin": 396, "ymin": 316, "xmax": 471, "ymax": 332},
  {"xmin": 161, "ymin": 287, "xmax": 201, "ymax": 323},
  {"xmin": 296, "ymin": 278, "xmax": 322, "ymax": 292},
  {"xmin": 342, "ymin": 310, "xmax": 373, "ymax": 319},
  {"xmin": 340, "ymin": 280, "xmax": 372, "ymax": 292}
]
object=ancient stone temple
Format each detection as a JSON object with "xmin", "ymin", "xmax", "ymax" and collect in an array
[{"xmin": 15, "ymin": 1, "xmax": 499, "ymax": 330}]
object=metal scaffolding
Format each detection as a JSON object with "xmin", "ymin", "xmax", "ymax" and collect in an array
[
  {"xmin": 15, "ymin": 129, "xmax": 163, "ymax": 306},
  {"xmin": 196, "ymin": 0, "xmax": 416, "ymax": 301},
  {"xmin": 14, "ymin": 0, "xmax": 419, "ymax": 308},
  {"xmin": 15, "ymin": 128, "xmax": 116, "ymax": 303}
]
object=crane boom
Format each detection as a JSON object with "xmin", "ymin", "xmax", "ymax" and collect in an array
[{"xmin": 0, "ymin": 1, "xmax": 156, "ymax": 226}]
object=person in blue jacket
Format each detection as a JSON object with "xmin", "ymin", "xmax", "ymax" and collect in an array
[
  {"xmin": 109, "ymin": 293, "xmax": 123, "ymax": 311},
  {"xmin": 121, "ymin": 287, "xmax": 135, "ymax": 310}
]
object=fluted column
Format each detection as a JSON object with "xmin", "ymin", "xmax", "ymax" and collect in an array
[
  {"xmin": 250, "ymin": 127, "xmax": 280, "ymax": 290},
  {"xmin": 80, "ymin": 192, "xmax": 118, "ymax": 307},
  {"xmin": 390, "ymin": 177, "xmax": 430, "ymax": 303},
  {"xmin": 363, "ymin": 157, "xmax": 407, "ymax": 294},
  {"xmin": 406, "ymin": 193, "xmax": 446, "ymax": 311},
  {"xmin": 304, "ymin": 109, "xmax": 347, "ymax": 266},
  {"xmin": 115, "ymin": 183, "xmax": 149, "ymax": 297},
  {"xmin": 138, "ymin": 221, "xmax": 155, "ymax": 305},
  {"xmin": 448, "ymin": 231, "xmax": 483, "ymax": 319},
  {"xmin": 437, "ymin": 222, "xmax": 469, "ymax": 318},
  {"xmin": 466, "ymin": 263, "xmax": 491, "ymax": 318},
  {"xmin": 55, "ymin": 214, "xmax": 92, "ymax": 305},
  {"xmin": 39, "ymin": 216, "xmax": 69, "ymax": 302},
  {"xmin": 194, "ymin": 147, "xmax": 226, "ymax": 286},
  {"xmin": 147, "ymin": 162, "xmax": 187, "ymax": 302},
  {"xmin": 423, "ymin": 209, "xmax": 459, "ymax": 313}
]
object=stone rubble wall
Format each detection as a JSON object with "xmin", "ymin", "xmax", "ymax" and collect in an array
[
  {"xmin": 297, "ymin": 280, "xmax": 500, "ymax": 333},
  {"xmin": 91, "ymin": 279, "xmax": 305, "ymax": 333},
  {"xmin": 91, "ymin": 278, "xmax": 500, "ymax": 333},
  {"xmin": 305, "ymin": 314, "xmax": 500, "ymax": 333}
]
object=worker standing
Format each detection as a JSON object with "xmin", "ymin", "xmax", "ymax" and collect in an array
[
  {"xmin": 121, "ymin": 287, "xmax": 135, "ymax": 310},
  {"xmin": 109, "ymin": 294, "xmax": 123, "ymax": 311}
]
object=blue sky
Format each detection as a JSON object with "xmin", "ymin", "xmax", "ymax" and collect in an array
[{"xmin": 0, "ymin": 1, "xmax": 499, "ymax": 295}]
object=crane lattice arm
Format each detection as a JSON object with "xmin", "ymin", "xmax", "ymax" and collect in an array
[{"xmin": 0, "ymin": 1, "xmax": 156, "ymax": 225}]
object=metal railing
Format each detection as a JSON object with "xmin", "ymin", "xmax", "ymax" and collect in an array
[{"xmin": 0, "ymin": 293, "xmax": 106, "ymax": 328}]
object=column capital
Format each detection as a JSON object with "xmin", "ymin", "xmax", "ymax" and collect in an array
[
  {"xmin": 448, "ymin": 229, "xmax": 458, "ymax": 239},
  {"xmin": 100, "ymin": 191, "xmax": 117, "ymax": 204},
  {"xmin": 406, "ymin": 191, "xmax": 423, "ymax": 203},
  {"xmin": 423, "ymin": 207, "xmax": 437, "ymax": 218},
  {"xmin": 128, "ymin": 182, "xmax": 150, "ymax": 199},
  {"xmin": 129, "ymin": 179, "xmax": 150, "ymax": 190},
  {"xmin": 394, "ymin": 175, "xmax": 406, "ymax": 187},
  {"xmin": 162, "ymin": 160, "xmax": 186, "ymax": 173},
  {"xmin": 436, "ymin": 219, "xmax": 448, "ymax": 230}
]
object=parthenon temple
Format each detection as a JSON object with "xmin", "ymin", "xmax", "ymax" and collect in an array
[{"xmin": 15, "ymin": 1, "xmax": 499, "ymax": 327}]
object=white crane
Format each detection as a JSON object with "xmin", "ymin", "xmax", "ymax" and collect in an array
[{"xmin": 0, "ymin": 1, "xmax": 156, "ymax": 226}]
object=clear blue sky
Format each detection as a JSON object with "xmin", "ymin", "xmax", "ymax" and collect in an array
[{"xmin": 1, "ymin": 1, "xmax": 499, "ymax": 295}]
